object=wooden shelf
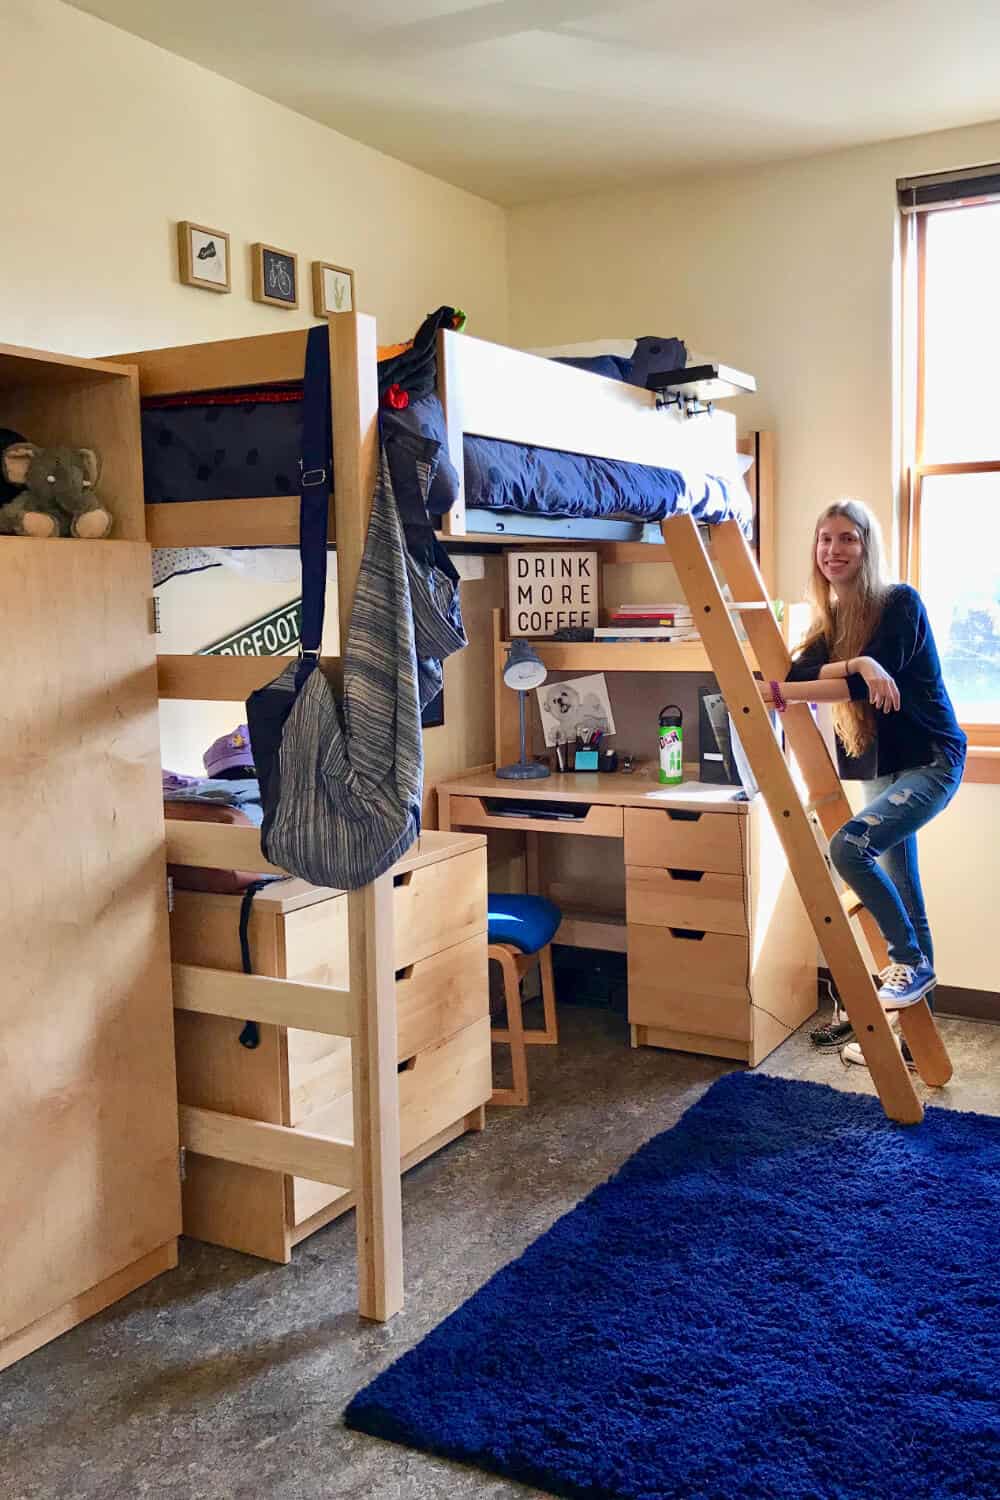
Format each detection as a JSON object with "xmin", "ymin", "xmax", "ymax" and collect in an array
[
  {"xmin": 0, "ymin": 342, "xmax": 145, "ymax": 540},
  {"xmin": 498, "ymin": 636, "xmax": 757, "ymax": 674},
  {"xmin": 0, "ymin": 343, "xmax": 136, "ymax": 391}
]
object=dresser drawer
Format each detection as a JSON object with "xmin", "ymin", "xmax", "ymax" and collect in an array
[
  {"xmin": 394, "ymin": 847, "xmax": 487, "ymax": 968},
  {"xmin": 280, "ymin": 846, "xmax": 487, "ymax": 980},
  {"xmin": 396, "ymin": 934, "xmax": 488, "ymax": 1060},
  {"xmin": 624, "ymin": 807, "xmax": 744, "ymax": 875},
  {"xmin": 626, "ymin": 867, "xmax": 747, "ymax": 935},
  {"xmin": 291, "ymin": 1017, "xmax": 492, "ymax": 1225},
  {"xmin": 288, "ymin": 933, "xmax": 488, "ymax": 1124},
  {"xmin": 627, "ymin": 924, "xmax": 751, "ymax": 1039}
]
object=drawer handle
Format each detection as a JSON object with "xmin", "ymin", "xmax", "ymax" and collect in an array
[
  {"xmin": 393, "ymin": 871, "xmax": 414, "ymax": 888},
  {"xmin": 395, "ymin": 965, "xmax": 414, "ymax": 982},
  {"xmin": 668, "ymin": 869, "xmax": 705, "ymax": 882},
  {"xmin": 670, "ymin": 928, "xmax": 706, "ymax": 941},
  {"xmin": 398, "ymin": 1055, "xmax": 417, "ymax": 1074},
  {"xmin": 666, "ymin": 810, "xmax": 702, "ymax": 823}
]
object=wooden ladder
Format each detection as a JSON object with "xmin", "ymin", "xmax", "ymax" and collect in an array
[{"xmin": 663, "ymin": 514, "xmax": 952, "ymax": 1125}]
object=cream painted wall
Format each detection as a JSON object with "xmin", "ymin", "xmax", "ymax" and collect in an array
[
  {"xmin": 2, "ymin": 0, "xmax": 507, "ymax": 355},
  {"xmin": 1, "ymin": 0, "xmax": 509, "ymax": 825},
  {"xmin": 508, "ymin": 116, "xmax": 1000, "ymax": 600},
  {"xmin": 508, "ymin": 117, "xmax": 1000, "ymax": 992}
]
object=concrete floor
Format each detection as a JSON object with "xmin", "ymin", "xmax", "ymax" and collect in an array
[{"xmin": 3, "ymin": 1003, "xmax": 998, "ymax": 1500}]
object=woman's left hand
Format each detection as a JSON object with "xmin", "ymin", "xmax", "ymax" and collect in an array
[{"xmin": 854, "ymin": 656, "xmax": 901, "ymax": 713}]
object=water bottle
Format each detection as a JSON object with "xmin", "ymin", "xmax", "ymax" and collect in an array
[{"xmin": 658, "ymin": 704, "xmax": 683, "ymax": 786}]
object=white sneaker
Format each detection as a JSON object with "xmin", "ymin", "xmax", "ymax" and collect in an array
[{"xmin": 841, "ymin": 1015, "xmax": 917, "ymax": 1071}]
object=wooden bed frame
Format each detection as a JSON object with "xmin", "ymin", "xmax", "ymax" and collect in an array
[{"xmin": 116, "ymin": 313, "xmax": 774, "ymax": 1320}]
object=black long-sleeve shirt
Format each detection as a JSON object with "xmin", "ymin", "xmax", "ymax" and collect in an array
[{"xmin": 786, "ymin": 585, "xmax": 966, "ymax": 780}]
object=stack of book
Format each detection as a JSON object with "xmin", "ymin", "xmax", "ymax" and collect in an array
[{"xmin": 594, "ymin": 603, "xmax": 699, "ymax": 644}]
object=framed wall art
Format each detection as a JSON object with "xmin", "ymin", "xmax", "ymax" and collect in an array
[
  {"xmin": 252, "ymin": 243, "xmax": 299, "ymax": 309},
  {"xmin": 312, "ymin": 261, "xmax": 355, "ymax": 317},
  {"xmin": 177, "ymin": 221, "xmax": 231, "ymax": 293}
]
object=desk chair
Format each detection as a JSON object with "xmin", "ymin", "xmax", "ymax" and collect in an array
[{"xmin": 487, "ymin": 894, "xmax": 562, "ymax": 1107}]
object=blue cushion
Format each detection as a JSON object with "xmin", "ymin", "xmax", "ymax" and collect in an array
[{"xmin": 487, "ymin": 894, "xmax": 562, "ymax": 955}]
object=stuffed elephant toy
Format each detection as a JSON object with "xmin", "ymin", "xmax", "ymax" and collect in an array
[{"xmin": 0, "ymin": 429, "xmax": 113, "ymax": 538}]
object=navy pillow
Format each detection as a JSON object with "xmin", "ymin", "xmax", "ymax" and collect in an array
[
  {"xmin": 629, "ymin": 336, "xmax": 688, "ymax": 390},
  {"xmin": 389, "ymin": 393, "xmax": 459, "ymax": 517}
]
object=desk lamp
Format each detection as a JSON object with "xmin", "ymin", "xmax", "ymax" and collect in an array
[{"xmin": 497, "ymin": 639, "xmax": 549, "ymax": 781}]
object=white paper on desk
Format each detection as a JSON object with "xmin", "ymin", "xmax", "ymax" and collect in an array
[{"xmin": 645, "ymin": 781, "xmax": 743, "ymax": 803}]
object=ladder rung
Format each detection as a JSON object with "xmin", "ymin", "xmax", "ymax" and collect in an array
[
  {"xmin": 806, "ymin": 791, "xmax": 844, "ymax": 814},
  {"xmin": 841, "ymin": 888, "xmax": 864, "ymax": 919}
]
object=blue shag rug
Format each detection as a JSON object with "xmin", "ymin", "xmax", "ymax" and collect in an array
[{"xmin": 345, "ymin": 1072, "xmax": 1000, "ymax": 1500}]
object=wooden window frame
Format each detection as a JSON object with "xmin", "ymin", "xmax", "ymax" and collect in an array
[{"xmin": 906, "ymin": 208, "xmax": 1000, "ymax": 749}]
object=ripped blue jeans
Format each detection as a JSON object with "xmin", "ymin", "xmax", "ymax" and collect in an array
[{"xmin": 828, "ymin": 752, "xmax": 963, "ymax": 975}]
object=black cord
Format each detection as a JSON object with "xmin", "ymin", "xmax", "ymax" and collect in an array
[{"xmin": 237, "ymin": 877, "xmax": 287, "ymax": 1049}]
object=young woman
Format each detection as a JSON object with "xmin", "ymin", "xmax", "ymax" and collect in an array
[{"xmin": 762, "ymin": 500, "xmax": 966, "ymax": 1060}]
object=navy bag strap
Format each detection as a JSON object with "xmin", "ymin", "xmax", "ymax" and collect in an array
[{"xmin": 297, "ymin": 323, "xmax": 333, "ymax": 684}]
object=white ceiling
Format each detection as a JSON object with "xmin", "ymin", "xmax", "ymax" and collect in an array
[{"xmin": 68, "ymin": 0, "xmax": 1000, "ymax": 204}]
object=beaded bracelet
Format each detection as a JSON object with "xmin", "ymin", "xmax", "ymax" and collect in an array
[{"xmin": 769, "ymin": 680, "xmax": 788, "ymax": 714}]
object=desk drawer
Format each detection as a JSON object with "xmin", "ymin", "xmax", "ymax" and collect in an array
[
  {"xmin": 627, "ymin": 924, "xmax": 751, "ymax": 1039},
  {"xmin": 624, "ymin": 808, "xmax": 744, "ymax": 875},
  {"xmin": 448, "ymin": 796, "xmax": 623, "ymax": 841},
  {"xmin": 626, "ymin": 866, "xmax": 747, "ymax": 936}
]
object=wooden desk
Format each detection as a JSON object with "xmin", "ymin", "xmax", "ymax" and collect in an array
[{"xmin": 438, "ymin": 770, "xmax": 816, "ymax": 1067}]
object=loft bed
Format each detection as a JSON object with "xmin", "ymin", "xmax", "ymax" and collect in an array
[
  {"xmin": 125, "ymin": 328, "xmax": 775, "ymax": 705},
  {"xmin": 435, "ymin": 330, "xmax": 758, "ymax": 549},
  {"xmin": 109, "ymin": 312, "xmax": 774, "ymax": 1323},
  {"xmin": 129, "ymin": 319, "xmax": 767, "ymax": 583}
]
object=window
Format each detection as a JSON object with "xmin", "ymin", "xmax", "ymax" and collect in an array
[{"xmin": 903, "ymin": 182, "xmax": 1000, "ymax": 743}]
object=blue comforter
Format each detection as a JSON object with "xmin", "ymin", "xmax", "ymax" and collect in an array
[{"xmin": 463, "ymin": 434, "xmax": 751, "ymax": 530}]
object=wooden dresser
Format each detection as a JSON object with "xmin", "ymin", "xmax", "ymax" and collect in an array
[
  {"xmin": 439, "ymin": 772, "xmax": 816, "ymax": 1067},
  {"xmin": 168, "ymin": 831, "xmax": 490, "ymax": 1263}
]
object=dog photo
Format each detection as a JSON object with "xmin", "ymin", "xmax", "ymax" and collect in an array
[{"xmin": 536, "ymin": 672, "xmax": 615, "ymax": 748}]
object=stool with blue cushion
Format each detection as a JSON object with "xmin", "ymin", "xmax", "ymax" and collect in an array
[{"xmin": 487, "ymin": 893, "xmax": 562, "ymax": 1107}]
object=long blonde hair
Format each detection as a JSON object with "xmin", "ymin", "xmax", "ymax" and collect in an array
[{"xmin": 797, "ymin": 500, "xmax": 890, "ymax": 758}]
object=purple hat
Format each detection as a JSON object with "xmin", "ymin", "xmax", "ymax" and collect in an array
[{"xmin": 203, "ymin": 724, "xmax": 256, "ymax": 778}]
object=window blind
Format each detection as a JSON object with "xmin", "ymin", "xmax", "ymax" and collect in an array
[{"xmin": 898, "ymin": 164, "xmax": 1000, "ymax": 214}]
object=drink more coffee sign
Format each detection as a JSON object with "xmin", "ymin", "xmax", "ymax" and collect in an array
[{"xmin": 506, "ymin": 551, "xmax": 599, "ymax": 636}]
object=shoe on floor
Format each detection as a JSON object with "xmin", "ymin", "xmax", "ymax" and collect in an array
[
  {"xmin": 877, "ymin": 960, "xmax": 936, "ymax": 1010},
  {"xmin": 811, "ymin": 1017, "xmax": 855, "ymax": 1051},
  {"xmin": 810, "ymin": 971, "xmax": 892, "ymax": 1050},
  {"xmin": 841, "ymin": 1015, "xmax": 917, "ymax": 1072}
]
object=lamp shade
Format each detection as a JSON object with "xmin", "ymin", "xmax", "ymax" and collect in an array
[{"xmin": 502, "ymin": 638, "xmax": 547, "ymax": 691}]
